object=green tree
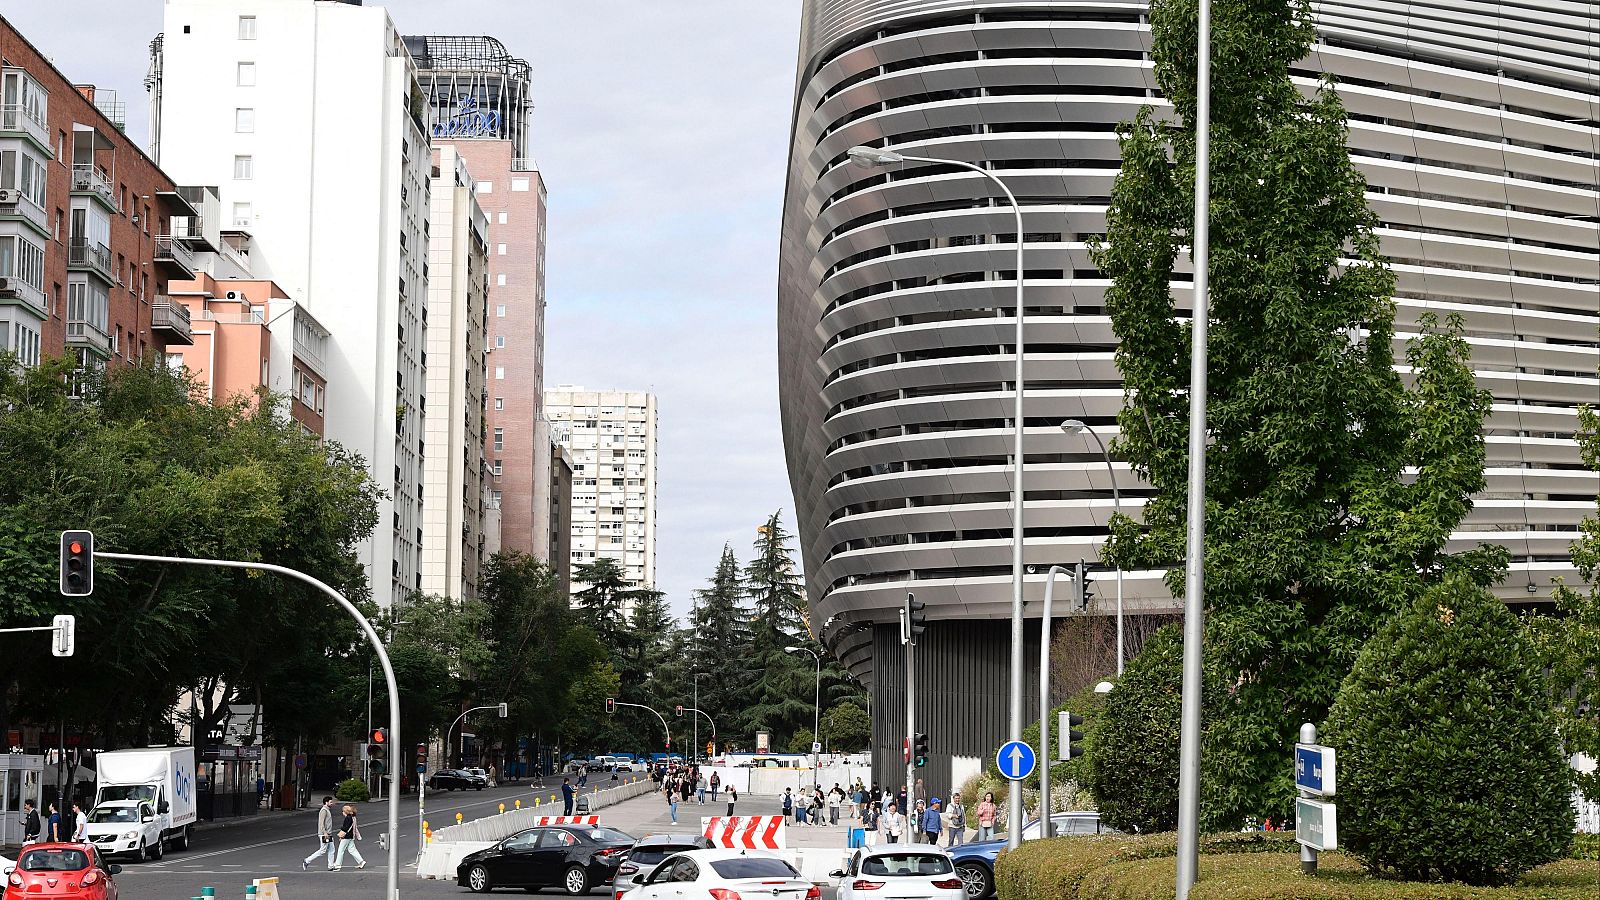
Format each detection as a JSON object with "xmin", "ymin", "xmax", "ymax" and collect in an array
[
  {"xmin": 363, "ymin": 592, "xmax": 491, "ymax": 766},
  {"xmin": 820, "ymin": 701, "xmax": 870, "ymax": 751},
  {"xmin": 1325, "ymin": 575, "xmax": 1573, "ymax": 884},
  {"xmin": 1095, "ymin": 0, "xmax": 1492, "ymax": 825},
  {"xmin": 688, "ymin": 546, "xmax": 752, "ymax": 736},
  {"xmin": 573, "ymin": 557, "xmax": 661, "ymax": 665},
  {"xmin": 740, "ymin": 512, "xmax": 815, "ymax": 745}
]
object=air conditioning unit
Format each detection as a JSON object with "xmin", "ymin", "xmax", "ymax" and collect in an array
[
  {"xmin": 0, "ymin": 188, "xmax": 19, "ymax": 205},
  {"xmin": 225, "ymin": 290, "xmax": 240, "ymax": 300},
  {"xmin": 0, "ymin": 277, "xmax": 16, "ymax": 297}
]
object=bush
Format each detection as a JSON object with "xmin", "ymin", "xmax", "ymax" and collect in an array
[
  {"xmin": 334, "ymin": 778, "xmax": 370, "ymax": 803},
  {"xmin": 1081, "ymin": 625, "xmax": 1185, "ymax": 833},
  {"xmin": 1324, "ymin": 575, "xmax": 1573, "ymax": 885},
  {"xmin": 1570, "ymin": 834, "xmax": 1600, "ymax": 861},
  {"xmin": 995, "ymin": 831, "xmax": 1296, "ymax": 900}
]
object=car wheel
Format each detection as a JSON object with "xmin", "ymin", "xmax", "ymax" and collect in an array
[
  {"xmin": 174, "ymin": 827, "xmax": 189, "ymax": 851},
  {"xmin": 561, "ymin": 865, "xmax": 589, "ymax": 896},
  {"xmin": 956, "ymin": 861, "xmax": 993, "ymax": 899},
  {"xmin": 152, "ymin": 837, "xmax": 164, "ymax": 860},
  {"xmin": 466, "ymin": 864, "xmax": 493, "ymax": 893},
  {"xmin": 139, "ymin": 840, "xmax": 149, "ymax": 862}
]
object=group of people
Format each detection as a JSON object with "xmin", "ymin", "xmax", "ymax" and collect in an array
[
  {"xmin": 300, "ymin": 795, "xmax": 368, "ymax": 871},
  {"xmin": 783, "ymin": 784, "xmax": 1000, "ymax": 847},
  {"xmin": 655, "ymin": 762, "xmax": 736, "ymax": 824},
  {"xmin": 18, "ymin": 800, "xmax": 87, "ymax": 844}
]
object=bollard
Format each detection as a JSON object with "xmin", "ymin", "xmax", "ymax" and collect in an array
[
  {"xmin": 203, "ymin": 889, "xmax": 216, "ymax": 898},
  {"xmin": 515, "ymin": 799, "xmax": 522, "ymax": 810},
  {"xmin": 245, "ymin": 886, "xmax": 256, "ymax": 899},
  {"xmin": 456, "ymin": 812, "xmax": 463, "ymax": 824},
  {"xmin": 499, "ymin": 803, "xmax": 505, "ymax": 814},
  {"xmin": 423, "ymin": 819, "xmax": 429, "ymax": 831}
]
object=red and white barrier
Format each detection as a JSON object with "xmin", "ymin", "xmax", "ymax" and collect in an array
[
  {"xmin": 701, "ymin": 816, "xmax": 787, "ymax": 850},
  {"xmin": 534, "ymin": 815, "xmax": 600, "ymax": 826}
]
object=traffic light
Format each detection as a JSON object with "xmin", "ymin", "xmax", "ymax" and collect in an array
[
  {"xmin": 1058, "ymin": 711, "xmax": 1085, "ymax": 760},
  {"xmin": 906, "ymin": 594, "xmax": 927, "ymax": 644},
  {"xmin": 1075, "ymin": 560, "xmax": 1094, "ymax": 610},
  {"xmin": 675, "ymin": 705, "xmax": 684, "ymax": 718},
  {"xmin": 52, "ymin": 614, "xmax": 75, "ymax": 657},
  {"xmin": 605, "ymin": 698, "xmax": 615, "ymax": 715},
  {"xmin": 913, "ymin": 732, "xmax": 930, "ymax": 768},
  {"xmin": 369, "ymin": 728, "xmax": 388, "ymax": 757},
  {"xmin": 59, "ymin": 530, "xmax": 94, "ymax": 596},
  {"xmin": 416, "ymin": 743, "xmax": 428, "ymax": 769}
]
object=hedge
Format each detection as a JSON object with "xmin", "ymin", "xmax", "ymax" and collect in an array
[
  {"xmin": 334, "ymin": 778, "xmax": 370, "ymax": 802},
  {"xmin": 995, "ymin": 832, "xmax": 1600, "ymax": 900}
]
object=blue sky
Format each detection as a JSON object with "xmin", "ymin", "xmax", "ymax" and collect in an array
[{"xmin": 9, "ymin": 1, "xmax": 804, "ymax": 616}]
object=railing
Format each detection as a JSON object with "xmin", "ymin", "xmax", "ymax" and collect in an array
[
  {"xmin": 65, "ymin": 319, "xmax": 111, "ymax": 355},
  {"xmin": 151, "ymin": 297, "xmax": 193, "ymax": 342},
  {"xmin": 67, "ymin": 239, "xmax": 115, "ymax": 282},
  {"xmin": 0, "ymin": 274, "xmax": 47, "ymax": 316},
  {"xmin": 0, "ymin": 103, "xmax": 49, "ymax": 146},
  {"xmin": 511, "ymin": 157, "xmax": 538, "ymax": 172},
  {"xmin": 71, "ymin": 165, "xmax": 117, "ymax": 210},
  {"xmin": 154, "ymin": 235, "xmax": 198, "ymax": 273},
  {"xmin": 193, "ymin": 309, "xmax": 265, "ymax": 325}
]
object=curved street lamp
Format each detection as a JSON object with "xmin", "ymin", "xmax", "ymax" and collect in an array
[{"xmin": 1062, "ymin": 419, "xmax": 1126, "ymax": 675}]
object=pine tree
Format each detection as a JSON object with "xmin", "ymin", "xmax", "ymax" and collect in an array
[
  {"xmin": 1095, "ymin": 0, "xmax": 1492, "ymax": 825},
  {"xmin": 689, "ymin": 546, "xmax": 753, "ymax": 738},
  {"xmin": 572, "ymin": 557, "xmax": 662, "ymax": 664},
  {"xmin": 740, "ymin": 512, "xmax": 815, "ymax": 744}
]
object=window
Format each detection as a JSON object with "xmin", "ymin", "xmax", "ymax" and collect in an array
[
  {"xmin": 494, "ymin": 366, "xmax": 504, "ymax": 380},
  {"xmin": 0, "ymin": 147, "xmax": 49, "ymax": 210},
  {"xmin": 237, "ymin": 62, "xmax": 256, "ymax": 86},
  {"xmin": 496, "ymin": 273, "xmax": 506, "ymax": 286},
  {"xmin": 0, "ymin": 233, "xmax": 46, "ymax": 293},
  {"xmin": 495, "ymin": 304, "xmax": 506, "ymax": 318},
  {"xmin": 497, "ymin": 212, "xmax": 507, "ymax": 224},
  {"xmin": 511, "ymin": 178, "xmax": 530, "ymax": 192},
  {"xmin": 493, "ymin": 428, "xmax": 504, "ymax": 451},
  {"xmin": 494, "ymin": 397, "xmax": 504, "ymax": 410},
  {"xmin": 233, "ymin": 202, "xmax": 252, "ymax": 227},
  {"xmin": 496, "ymin": 243, "xmax": 507, "ymax": 256},
  {"xmin": 495, "ymin": 336, "xmax": 505, "ymax": 349},
  {"xmin": 238, "ymin": 15, "xmax": 257, "ymax": 39},
  {"xmin": 234, "ymin": 155, "xmax": 253, "ymax": 180},
  {"xmin": 492, "ymin": 490, "xmax": 502, "ymax": 505},
  {"xmin": 492, "ymin": 460, "xmax": 503, "ymax": 476},
  {"xmin": 475, "ymin": 181, "xmax": 493, "ymax": 194},
  {"xmin": 234, "ymin": 108, "xmax": 255, "ymax": 132}
]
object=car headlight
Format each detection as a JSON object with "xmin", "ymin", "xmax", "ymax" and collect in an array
[{"xmin": 122, "ymin": 831, "xmax": 140, "ymax": 840}]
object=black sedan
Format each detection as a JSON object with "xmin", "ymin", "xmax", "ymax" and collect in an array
[
  {"xmin": 457, "ymin": 824, "xmax": 637, "ymax": 894},
  {"xmin": 428, "ymin": 768, "xmax": 486, "ymax": 791}
]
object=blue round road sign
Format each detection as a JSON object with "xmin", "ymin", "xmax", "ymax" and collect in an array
[{"xmin": 997, "ymin": 740, "xmax": 1037, "ymax": 781}]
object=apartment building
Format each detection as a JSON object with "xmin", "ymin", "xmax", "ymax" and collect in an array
[{"xmin": 544, "ymin": 387, "xmax": 658, "ymax": 603}]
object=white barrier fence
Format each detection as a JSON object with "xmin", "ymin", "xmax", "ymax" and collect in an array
[{"xmin": 706, "ymin": 765, "xmax": 874, "ymax": 796}]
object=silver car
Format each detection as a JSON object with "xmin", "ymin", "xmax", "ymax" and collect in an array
[{"xmin": 612, "ymin": 833, "xmax": 715, "ymax": 895}]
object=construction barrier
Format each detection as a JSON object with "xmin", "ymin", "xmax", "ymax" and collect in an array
[{"xmin": 701, "ymin": 815, "xmax": 788, "ymax": 850}]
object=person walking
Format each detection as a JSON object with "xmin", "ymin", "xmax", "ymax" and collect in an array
[
  {"xmin": 45, "ymin": 803, "xmax": 62, "ymax": 843},
  {"xmin": 882, "ymin": 801, "xmax": 904, "ymax": 844},
  {"xmin": 725, "ymin": 786, "xmax": 738, "ymax": 817},
  {"xmin": 696, "ymin": 772, "xmax": 706, "ymax": 805},
  {"xmin": 921, "ymin": 798, "xmax": 943, "ymax": 845},
  {"xmin": 896, "ymin": 787, "xmax": 908, "ymax": 818},
  {"xmin": 809, "ymin": 789, "xmax": 826, "ymax": 827},
  {"xmin": 861, "ymin": 800, "xmax": 879, "ymax": 848},
  {"xmin": 332, "ymin": 804, "xmax": 367, "ymax": 870},
  {"xmin": 709, "ymin": 770, "xmax": 721, "ymax": 800},
  {"xmin": 21, "ymin": 800, "xmax": 40, "ymax": 845},
  {"xmin": 975, "ymin": 791, "xmax": 998, "ymax": 842},
  {"xmin": 782, "ymin": 787, "xmax": 795, "ymax": 822},
  {"xmin": 664, "ymin": 781, "xmax": 679, "ymax": 825},
  {"xmin": 302, "ymin": 796, "xmax": 338, "ymax": 870},
  {"xmin": 946, "ymin": 792, "xmax": 967, "ymax": 847},
  {"xmin": 71, "ymin": 803, "xmax": 87, "ymax": 842},
  {"xmin": 828, "ymin": 783, "xmax": 843, "ymax": 825},
  {"xmin": 848, "ymin": 783, "xmax": 863, "ymax": 822},
  {"xmin": 488, "ymin": 763, "xmax": 498, "ymax": 788},
  {"xmin": 562, "ymin": 777, "xmax": 575, "ymax": 816}
]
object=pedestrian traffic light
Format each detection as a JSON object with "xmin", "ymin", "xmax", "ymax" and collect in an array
[
  {"xmin": 1058, "ymin": 711, "xmax": 1085, "ymax": 760},
  {"xmin": 416, "ymin": 743, "xmax": 428, "ymax": 768},
  {"xmin": 906, "ymin": 594, "xmax": 927, "ymax": 643},
  {"xmin": 675, "ymin": 705, "xmax": 684, "ymax": 718},
  {"xmin": 913, "ymin": 732, "xmax": 930, "ymax": 768},
  {"xmin": 605, "ymin": 698, "xmax": 615, "ymax": 714},
  {"xmin": 369, "ymin": 727, "xmax": 389, "ymax": 755},
  {"xmin": 59, "ymin": 530, "xmax": 94, "ymax": 596},
  {"xmin": 52, "ymin": 614, "xmax": 75, "ymax": 657}
]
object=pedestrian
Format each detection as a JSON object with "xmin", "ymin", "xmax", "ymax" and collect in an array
[
  {"xmin": 896, "ymin": 787, "xmax": 908, "ymax": 817},
  {"xmin": 488, "ymin": 763, "xmax": 498, "ymax": 788},
  {"xmin": 302, "ymin": 796, "xmax": 338, "ymax": 870},
  {"xmin": 828, "ymin": 783, "xmax": 843, "ymax": 825},
  {"xmin": 256, "ymin": 772, "xmax": 266, "ymax": 804},
  {"xmin": 21, "ymin": 800, "xmax": 40, "ymax": 845},
  {"xmin": 71, "ymin": 803, "xmax": 87, "ymax": 842},
  {"xmin": 946, "ymin": 792, "xmax": 967, "ymax": 847},
  {"xmin": 726, "ymin": 786, "xmax": 738, "ymax": 817},
  {"xmin": 848, "ymin": 784, "xmax": 863, "ymax": 821},
  {"xmin": 696, "ymin": 772, "xmax": 706, "ymax": 805},
  {"xmin": 809, "ymin": 789, "xmax": 826, "ymax": 826},
  {"xmin": 782, "ymin": 787, "xmax": 794, "ymax": 822},
  {"xmin": 861, "ymin": 800, "xmax": 879, "ymax": 848},
  {"xmin": 883, "ymin": 801, "xmax": 904, "ymax": 844},
  {"xmin": 577, "ymin": 765, "xmax": 588, "ymax": 789},
  {"xmin": 976, "ymin": 791, "xmax": 998, "ymax": 842},
  {"xmin": 46, "ymin": 803, "xmax": 62, "ymax": 843},
  {"xmin": 709, "ymin": 770, "xmax": 721, "ymax": 800},
  {"xmin": 562, "ymin": 777, "xmax": 575, "ymax": 816},
  {"xmin": 664, "ymin": 782, "xmax": 679, "ymax": 825},
  {"xmin": 922, "ymin": 797, "xmax": 942, "ymax": 845},
  {"xmin": 332, "ymin": 804, "xmax": 366, "ymax": 870}
]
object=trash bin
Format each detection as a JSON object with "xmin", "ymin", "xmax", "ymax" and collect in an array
[{"xmin": 848, "ymin": 827, "xmax": 865, "ymax": 849}]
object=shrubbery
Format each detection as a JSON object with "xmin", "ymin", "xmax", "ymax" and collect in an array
[
  {"xmin": 1081, "ymin": 625, "xmax": 1185, "ymax": 833},
  {"xmin": 1324, "ymin": 575, "xmax": 1573, "ymax": 885},
  {"xmin": 334, "ymin": 778, "xmax": 370, "ymax": 803}
]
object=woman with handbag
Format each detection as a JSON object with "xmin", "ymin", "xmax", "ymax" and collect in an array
[{"xmin": 332, "ymin": 804, "xmax": 367, "ymax": 870}]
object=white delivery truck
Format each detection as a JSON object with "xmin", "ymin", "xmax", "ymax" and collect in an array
[{"xmin": 88, "ymin": 747, "xmax": 197, "ymax": 858}]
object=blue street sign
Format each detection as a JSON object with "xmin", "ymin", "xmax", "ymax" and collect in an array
[
  {"xmin": 997, "ymin": 740, "xmax": 1037, "ymax": 781},
  {"xmin": 1294, "ymin": 743, "xmax": 1336, "ymax": 796}
]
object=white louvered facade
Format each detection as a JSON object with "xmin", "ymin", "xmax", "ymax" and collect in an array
[{"xmin": 778, "ymin": 1, "xmax": 1600, "ymax": 685}]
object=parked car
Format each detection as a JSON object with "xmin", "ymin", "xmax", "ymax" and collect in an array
[
  {"xmin": 3, "ymin": 844, "xmax": 122, "ymax": 900},
  {"xmin": 457, "ymin": 823, "xmax": 636, "ymax": 894},
  {"xmin": 619, "ymin": 848, "xmax": 818, "ymax": 900},
  {"xmin": 950, "ymin": 813, "xmax": 1117, "ymax": 899},
  {"xmin": 428, "ymin": 769, "xmax": 486, "ymax": 791},
  {"xmin": 831, "ymin": 846, "xmax": 964, "ymax": 900},
  {"xmin": 464, "ymin": 767, "xmax": 490, "ymax": 783},
  {"xmin": 612, "ymin": 833, "xmax": 716, "ymax": 894},
  {"xmin": 84, "ymin": 800, "xmax": 163, "ymax": 860}
]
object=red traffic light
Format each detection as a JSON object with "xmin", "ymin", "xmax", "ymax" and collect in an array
[
  {"xmin": 68, "ymin": 541, "xmax": 83, "ymax": 554},
  {"xmin": 370, "ymin": 727, "xmax": 389, "ymax": 747}
]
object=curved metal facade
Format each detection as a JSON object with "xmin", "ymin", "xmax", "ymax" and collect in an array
[{"xmin": 779, "ymin": 1, "xmax": 1600, "ymax": 687}]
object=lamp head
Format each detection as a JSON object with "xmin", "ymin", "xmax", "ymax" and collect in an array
[
  {"xmin": 1094, "ymin": 681, "xmax": 1115, "ymax": 694},
  {"xmin": 847, "ymin": 146, "xmax": 904, "ymax": 168},
  {"xmin": 784, "ymin": 645, "xmax": 800, "ymax": 653},
  {"xmin": 1062, "ymin": 419, "xmax": 1089, "ymax": 434}
]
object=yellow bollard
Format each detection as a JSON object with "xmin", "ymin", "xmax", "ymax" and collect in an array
[
  {"xmin": 456, "ymin": 812, "xmax": 463, "ymax": 824},
  {"xmin": 550, "ymin": 794, "xmax": 556, "ymax": 803},
  {"xmin": 425, "ymin": 830, "xmax": 433, "ymax": 844},
  {"xmin": 515, "ymin": 799, "xmax": 522, "ymax": 810},
  {"xmin": 499, "ymin": 803, "xmax": 506, "ymax": 814}
]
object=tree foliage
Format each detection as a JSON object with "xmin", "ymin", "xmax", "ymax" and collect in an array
[
  {"xmin": 688, "ymin": 545, "xmax": 753, "ymax": 738},
  {"xmin": 1094, "ymin": 0, "xmax": 1492, "ymax": 824},
  {"xmin": 821, "ymin": 701, "xmax": 871, "ymax": 751},
  {"xmin": 1325, "ymin": 576, "xmax": 1572, "ymax": 884}
]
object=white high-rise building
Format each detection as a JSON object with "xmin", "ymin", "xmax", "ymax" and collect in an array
[
  {"xmin": 153, "ymin": 0, "xmax": 432, "ymax": 608},
  {"xmin": 421, "ymin": 145, "xmax": 491, "ymax": 602},
  {"xmin": 543, "ymin": 387, "xmax": 659, "ymax": 601}
]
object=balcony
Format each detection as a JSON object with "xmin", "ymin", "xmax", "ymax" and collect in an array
[
  {"xmin": 65, "ymin": 317, "xmax": 111, "ymax": 357},
  {"xmin": 151, "ymin": 296, "xmax": 193, "ymax": 345},
  {"xmin": 67, "ymin": 238, "xmax": 116, "ymax": 284},
  {"xmin": 70, "ymin": 165, "xmax": 118, "ymax": 211},
  {"xmin": 153, "ymin": 235, "xmax": 197, "ymax": 277},
  {"xmin": 0, "ymin": 273, "xmax": 47, "ymax": 317},
  {"xmin": 0, "ymin": 187, "xmax": 48, "ymax": 235},
  {"xmin": 0, "ymin": 103, "xmax": 50, "ymax": 150}
]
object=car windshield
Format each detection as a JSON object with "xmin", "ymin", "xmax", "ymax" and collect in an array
[
  {"xmin": 20, "ymin": 849, "xmax": 91, "ymax": 871},
  {"xmin": 631, "ymin": 845, "xmax": 701, "ymax": 865},
  {"xmin": 587, "ymin": 826, "xmax": 634, "ymax": 844},
  {"xmin": 99, "ymin": 786, "xmax": 155, "ymax": 804},
  {"xmin": 89, "ymin": 808, "xmax": 140, "ymax": 823},
  {"xmin": 710, "ymin": 858, "xmax": 800, "ymax": 879},
  {"xmin": 862, "ymin": 853, "xmax": 954, "ymax": 876}
]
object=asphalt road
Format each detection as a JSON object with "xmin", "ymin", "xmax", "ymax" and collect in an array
[{"xmin": 108, "ymin": 775, "xmax": 656, "ymax": 899}]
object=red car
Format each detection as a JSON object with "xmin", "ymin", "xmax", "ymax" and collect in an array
[{"xmin": 4, "ymin": 844, "xmax": 121, "ymax": 900}]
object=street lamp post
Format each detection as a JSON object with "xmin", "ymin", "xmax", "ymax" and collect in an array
[
  {"xmin": 692, "ymin": 673, "xmax": 711, "ymax": 761},
  {"xmin": 1063, "ymin": 420, "xmax": 1125, "ymax": 674},
  {"xmin": 785, "ymin": 645, "xmax": 822, "ymax": 789},
  {"xmin": 849, "ymin": 144, "xmax": 1029, "ymax": 850}
]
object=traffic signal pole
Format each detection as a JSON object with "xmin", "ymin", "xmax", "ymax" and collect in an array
[
  {"xmin": 96, "ymin": 550, "xmax": 404, "ymax": 900},
  {"xmin": 901, "ymin": 593, "xmax": 916, "ymax": 819}
]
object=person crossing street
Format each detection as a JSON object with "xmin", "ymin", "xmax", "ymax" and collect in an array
[
  {"xmin": 331, "ymin": 804, "xmax": 367, "ymax": 870},
  {"xmin": 302, "ymin": 796, "xmax": 337, "ymax": 870}
]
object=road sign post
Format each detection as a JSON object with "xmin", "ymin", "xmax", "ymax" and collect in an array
[
  {"xmin": 997, "ymin": 740, "xmax": 1037, "ymax": 782},
  {"xmin": 1294, "ymin": 722, "xmax": 1338, "ymax": 873}
]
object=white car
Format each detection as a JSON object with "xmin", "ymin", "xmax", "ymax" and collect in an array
[
  {"xmin": 621, "ymin": 848, "xmax": 818, "ymax": 900},
  {"xmin": 84, "ymin": 799, "xmax": 164, "ymax": 860},
  {"xmin": 831, "ymin": 847, "xmax": 963, "ymax": 900}
]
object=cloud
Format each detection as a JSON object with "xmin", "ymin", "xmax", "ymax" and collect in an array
[{"xmin": 11, "ymin": 0, "xmax": 803, "ymax": 616}]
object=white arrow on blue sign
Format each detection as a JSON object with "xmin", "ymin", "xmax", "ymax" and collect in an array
[{"xmin": 997, "ymin": 740, "xmax": 1037, "ymax": 781}]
